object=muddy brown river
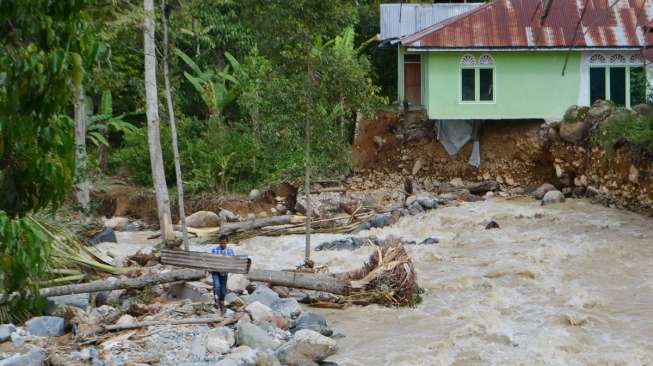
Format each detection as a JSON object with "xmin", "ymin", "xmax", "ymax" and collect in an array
[{"xmin": 115, "ymin": 198, "xmax": 653, "ymax": 365}]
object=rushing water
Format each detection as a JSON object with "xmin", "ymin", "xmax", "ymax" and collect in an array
[
  {"xmin": 241, "ymin": 198, "xmax": 653, "ymax": 366},
  {"xmin": 114, "ymin": 198, "xmax": 653, "ymax": 365}
]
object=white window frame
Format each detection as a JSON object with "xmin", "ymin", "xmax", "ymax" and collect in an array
[
  {"xmin": 588, "ymin": 52, "xmax": 647, "ymax": 108},
  {"xmin": 459, "ymin": 53, "xmax": 496, "ymax": 104}
]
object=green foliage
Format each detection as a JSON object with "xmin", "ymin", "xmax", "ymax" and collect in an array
[
  {"xmin": 88, "ymin": 91, "xmax": 138, "ymax": 147},
  {"xmin": 176, "ymin": 49, "xmax": 241, "ymax": 118},
  {"xmin": 593, "ymin": 107, "xmax": 653, "ymax": 158},
  {"xmin": 0, "ymin": 213, "xmax": 51, "ymax": 322},
  {"xmin": 0, "ymin": 0, "xmax": 95, "ymax": 320}
]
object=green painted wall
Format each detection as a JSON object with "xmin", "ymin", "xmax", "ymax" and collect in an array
[{"xmin": 425, "ymin": 51, "xmax": 581, "ymax": 120}]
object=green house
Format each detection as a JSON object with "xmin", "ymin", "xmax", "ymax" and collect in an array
[{"xmin": 383, "ymin": 0, "xmax": 653, "ymax": 121}]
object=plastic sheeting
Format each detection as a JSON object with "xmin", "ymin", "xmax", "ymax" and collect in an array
[{"xmin": 436, "ymin": 120, "xmax": 481, "ymax": 167}]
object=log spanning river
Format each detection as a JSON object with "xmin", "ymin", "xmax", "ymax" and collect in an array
[{"xmin": 240, "ymin": 198, "xmax": 653, "ymax": 365}]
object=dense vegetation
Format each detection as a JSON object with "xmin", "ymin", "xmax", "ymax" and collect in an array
[
  {"xmin": 87, "ymin": 0, "xmax": 392, "ymax": 193},
  {"xmin": 0, "ymin": 0, "xmax": 393, "ymax": 319}
]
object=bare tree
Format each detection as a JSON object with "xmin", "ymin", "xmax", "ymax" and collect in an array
[
  {"xmin": 144, "ymin": 0, "xmax": 174, "ymax": 241},
  {"xmin": 74, "ymin": 85, "xmax": 90, "ymax": 223},
  {"xmin": 161, "ymin": 0, "xmax": 189, "ymax": 250}
]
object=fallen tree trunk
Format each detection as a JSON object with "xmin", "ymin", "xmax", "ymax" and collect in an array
[
  {"xmin": 104, "ymin": 316, "xmax": 233, "ymax": 332},
  {"xmin": 39, "ymin": 269, "xmax": 206, "ymax": 298},
  {"xmin": 247, "ymin": 269, "xmax": 348, "ymax": 295},
  {"xmin": 219, "ymin": 215, "xmax": 305, "ymax": 235}
]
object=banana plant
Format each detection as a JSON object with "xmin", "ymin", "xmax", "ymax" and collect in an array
[
  {"xmin": 176, "ymin": 48, "xmax": 241, "ymax": 118},
  {"xmin": 87, "ymin": 91, "xmax": 138, "ymax": 147}
]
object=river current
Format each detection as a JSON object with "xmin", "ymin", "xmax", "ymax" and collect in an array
[
  {"xmin": 114, "ymin": 197, "xmax": 653, "ymax": 365},
  {"xmin": 241, "ymin": 198, "xmax": 653, "ymax": 366}
]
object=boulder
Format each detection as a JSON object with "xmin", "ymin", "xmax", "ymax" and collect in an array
[
  {"xmin": 256, "ymin": 350, "xmax": 282, "ymax": 366},
  {"xmin": 206, "ymin": 326, "xmax": 235, "ymax": 354},
  {"xmin": 531, "ymin": 183, "xmax": 557, "ymax": 200},
  {"xmin": 237, "ymin": 321, "xmax": 281, "ymax": 350},
  {"xmin": 220, "ymin": 209, "xmax": 241, "ymax": 222},
  {"xmin": 405, "ymin": 195, "xmax": 417, "ymax": 207},
  {"xmin": 276, "ymin": 329, "xmax": 338, "ymax": 365},
  {"xmin": 290, "ymin": 312, "xmax": 332, "ymax": 337},
  {"xmin": 0, "ymin": 324, "xmax": 16, "ymax": 342},
  {"xmin": 115, "ymin": 314, "xmax": 136, "ymax": 327},
  {"xmin": 315, "ymin": 237, "xmax": 366, "ymax": 251},
  {"xmin": 271, "ymin": 298, "xmax": 302, "ymax": 319},
  {"xmin": 89, "ymin": 227, "xmax": 117, "ymax": 245},
  {"xmin": 408, "ymin": 201, "xmax": 424, "ymax": 215},
  {"xmin": 228, "ymin": 274, "xmax": 250, "ymax": 294},
  {"xmin": 633, "ymin": 103, "xmax": 653, "ymax": 119},
  {"xmin": 417, "ymin": 237, "xmax": 439, "ymax": 245},
  {"xmin": 225, "ymin": 293, "xmax": 245, "ymax": 308},
  {"xmin": 0, "ymin": 346, "xmax": 46, "ymax": 366},
  {"xmin": 70, "ymin": 347, "xmax": 99, "ymax": 362},
  {"xmin": 24, "ymin": 316, "xmax": 64, "ymax": 337},
  {"xmin": 246, "ymin": 286, "xmax": 280, "ymax": 308},
  {"xmin": 185, "ymin": 210, "xmax": 220, "ymax": 228},
  {"xmin": 585, "ymin": 99, "xmax": 613, "ymax": 125},
  {"xmin": 246, "ymin": 301, "xmax": 275, "ymax": 324},
  {"xmin": 45, "ymin": 293, "xmax": 90, "ymax": 314},
  {"xmin": 416, "ymin": 196, "xmax": 436, "ymax": 210},
  {"xmin": 103, "ymin": 216, "xmax": 130, "ymax": 230},
  {"xmin": 559, "ymin": 120, "xmax": 590, "ymax": 144},
  {"xmin": 542, "ymin": 190, "xmax": 566, "ymax": 205},
  {"xmin": 485, "ymin": 220, "xmax": 500, "ymax": 230},
  {"xmin": 249, "ymin": 189, "xmax": 262, "ymax": 201}
]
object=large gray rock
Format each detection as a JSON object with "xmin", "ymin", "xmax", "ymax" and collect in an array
[
  {"xmin": 219, "ymin": 209, "xmax": 241, "ymax": 222},
  {"xmin": 237, "ymin": 322, "xmax": 281, "ymax": 350},
  {"xmin": 89, "ymin": 227, "xmax": 117, "ymax": 245},
  {"xmin": 531, "ymin": 183, "xmax": 557, "ymax": 200},
  {"xmin": 416, "ymin": 195, "xmax": 437, "ymax": 210},
  {"xmin": 24, "ymin": 316, "xmax": 64, "ymax": 337},
  {"xmin": 185, "ymin": 210, "xmax": 220, "ymax": 228},
  {"xmin": 542, "ymin": 190, "xmax": 566, "ymax": 205},
  {"xmin": 271, "ymin": 298, "xmax": 302, "ymax": 319},
  {"xmin": 0, "ymin": 324, "xmax": 16, "ymax": 342},
  {"xmin": 276, "ymin": 329, "xmax": 338, "ymax": 365},
  {"xmin": 559, "ymin": 120, "xmax": 590, "ymax": 144},
  {"xmin": 45, "ymin": 293, "xmax": 90, "ymax": 314},
  {"xmin": 0, "ymin": 346, "xmax": 46, "ymax": 366},
  {"xmin": 249, "ymin": 189, "xmax": 262, "ymax": 201},
  {"xmin": 585, "ymin": 99, "xmax": 613, "ymax": 125},
  {"xmin": 206, "ymin": 326, "xmax": 235, "ymax": 354},
  {"xmin": 256, "ymin": 350, "xmax": 282, "ymax": 366},
  {"xmin": 290, "ymin": 312, "xmax": 332, "ymax": 337},
  {"xmin": 246, "ymin": 301, "xmax": 275, "ymax": 324},
  {"xmin": 228, "ymin": 274, "xmax": 250, "ymax": 294},
  {"xmin": 246, "ymin": 286, "xmax": 280, "ymax": 308}
]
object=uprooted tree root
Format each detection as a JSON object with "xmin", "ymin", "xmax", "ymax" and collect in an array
[{"xmin": 341, "ymin": 237, "xmax": 420, "ymax": 307}]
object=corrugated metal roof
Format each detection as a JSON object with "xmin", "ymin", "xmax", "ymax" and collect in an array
[
  {"xmin": 401, "ymin": 0, "xmax": 653, "ymax": 49},
  {"xmin": 379, "ymin": 3, "xmax": 484, "ymax": 41}
]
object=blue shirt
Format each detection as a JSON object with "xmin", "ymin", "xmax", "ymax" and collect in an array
[{"xmin": 212, "ymin": 245, "xmax": 235, "ymax": 257}]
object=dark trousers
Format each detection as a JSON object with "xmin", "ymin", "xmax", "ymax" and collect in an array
[{"xmin": 211, "ymin": 272, "xmax": 228, "ymax": 304}]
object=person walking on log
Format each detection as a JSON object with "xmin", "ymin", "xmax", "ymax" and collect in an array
[{"xmin": 211, "ymin": 234, "xmax": 234, "ymax": 313}]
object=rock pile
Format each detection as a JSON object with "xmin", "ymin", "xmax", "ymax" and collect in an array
[{"xmin": 0, "ymin": 284, "xmax": 340, "ymax": 366}]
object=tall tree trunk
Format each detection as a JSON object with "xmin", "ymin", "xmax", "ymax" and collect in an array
[
  {"xmin": 144, "ymin": 0, "xmax": 174, "ymax": 242},
  {"xmin": 161, "ymin": 0, "xmax": 189, "ymax": 250},
  {"xmin": 74, "ymin": 85, "xmax": 90, "ymax": 223}
]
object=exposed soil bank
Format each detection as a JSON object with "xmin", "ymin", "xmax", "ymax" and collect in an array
[{"xmin": 353, "ymin": 107, "xmax": 653, "ymax": 216}]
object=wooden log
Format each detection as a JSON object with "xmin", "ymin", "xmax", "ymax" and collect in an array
[
  {"xmin": 247, "ymin": 269, "xmax": 349, "ymax": 295},
  {"xmin": 39, "ymin": 269, "xmax": 206, "ymax": 298},
  {"xmin": 103, "ymin": 316, "xmax": 233, "ymax": 332},
  {"xmin": 219, "ymin": 215, "xmax": 305, "ymax": 235}
]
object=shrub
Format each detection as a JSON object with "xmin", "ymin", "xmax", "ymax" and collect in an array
[{"xmin": 592, "ymin": 106, "xmax": 653, "ymax": 158}]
